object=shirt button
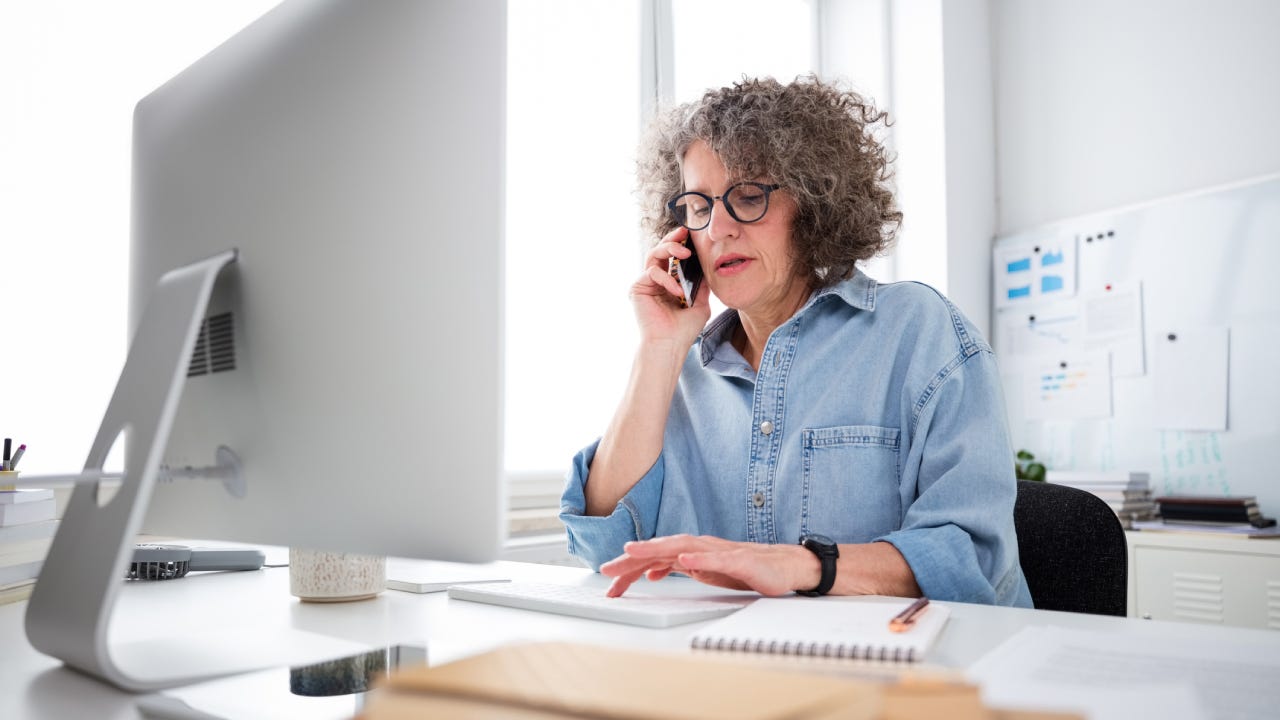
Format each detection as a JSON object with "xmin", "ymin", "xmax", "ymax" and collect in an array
[
  {"xmin": 752, "ymin": 492, "xmax": 765, "ymax": 507},
  {"xmin": 760, "ymin": 420, "xmax": 774, "ymax": 435}
]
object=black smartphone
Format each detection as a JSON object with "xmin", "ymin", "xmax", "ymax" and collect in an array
[{"xmin": 667, "ymin": 239, "xmax": 703, "ymax": 308}]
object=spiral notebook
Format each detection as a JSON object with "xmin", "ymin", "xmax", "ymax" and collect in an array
[{"xmin": 689, "ymin": 597, "xmax": 950, "ymax": 663}]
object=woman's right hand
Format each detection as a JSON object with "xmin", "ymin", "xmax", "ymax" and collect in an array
[{"xmin": 630, "ymin": 226, "xmax": 712, "ymax": 349}]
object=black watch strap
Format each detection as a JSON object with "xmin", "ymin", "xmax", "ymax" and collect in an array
[{"xmin": 798, "ymin": 534, "xmax": 839, "ymax": 596}]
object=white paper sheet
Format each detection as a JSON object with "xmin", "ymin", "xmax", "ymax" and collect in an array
[
  {"xmin": 1024, "ymin": 351, "xmax": 1112, "ymax": 420},
  {"xmin": 968, "ymin": 625, "xmax": 1280, "ymax": 720},
  {"xmin": 1076, "ymin": 225, "xmax": 1138, "ymax": 293},
  {"xmin": 1153, "ymin": 326, "xmax": 1229, "ymax": 431},
  {"xmin": 994, "ymin": 234, "xmax": 1077, "ymax": 308},
  {"xmin": 1082, "ymin": 280, "xmax": 1146, "ymax": 377},
  {"xmin": 999, "ymin": 298, "xmax": 1082, "ymax": 356}
]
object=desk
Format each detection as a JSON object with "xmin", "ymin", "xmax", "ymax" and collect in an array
[{"xmin": 2, "ymin": 551, "xmax": 1277, "ymax": 720}]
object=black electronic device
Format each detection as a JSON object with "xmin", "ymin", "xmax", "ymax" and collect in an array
[{"xmin": 126, "ymin": 543, "xmax": 265, "ymax": 580}]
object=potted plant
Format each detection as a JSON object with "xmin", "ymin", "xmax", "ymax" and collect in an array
[{"xmin": 1015, "ymin": 450, "xmax": 1046, "ymax": 482}]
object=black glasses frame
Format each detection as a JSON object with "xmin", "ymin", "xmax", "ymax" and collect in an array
[{"xmin": 666, "ymin": 182, "xmax": 781, "ymax": 231}]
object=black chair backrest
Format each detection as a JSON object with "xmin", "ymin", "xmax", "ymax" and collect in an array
[{"xmin": 1013, "ymin": 480, "xmax": 1128, "ymax": 616}]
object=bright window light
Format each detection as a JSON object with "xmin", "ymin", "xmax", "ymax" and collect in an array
[
  {"xmin": 505, "ymin": 1, "xmax": 642, "ymax": 474},
  {"xmin": 671, "ymin": 0, "xmax": 814, "ymax": 103}
]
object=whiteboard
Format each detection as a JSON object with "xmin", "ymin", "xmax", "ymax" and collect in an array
[{"xmin": 993, "ymin": 174, "xmax": 1280, "ymax": 515}]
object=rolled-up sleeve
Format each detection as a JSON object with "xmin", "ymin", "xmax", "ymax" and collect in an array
[
  {"xmin": 879, "ymin": 349, "xmax": 1031, "ymax": 607},
  {"xmin": 559, "ymin": 439, "xmax": 666, "ymax": 570}
]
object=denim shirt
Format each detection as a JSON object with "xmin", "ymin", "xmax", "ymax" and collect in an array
[{"xmin": 559, "ymin": 271, "xmax": 1032, "ymax": 607}]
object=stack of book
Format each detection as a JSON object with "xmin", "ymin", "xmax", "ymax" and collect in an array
[
  {"xmin": 0, "ymin": 488, "xmax": 58, "ymax": 605},
  {"xmin": 1046, "ymin": 470, "xmax": 1155, "ymax": 528},
  {"xmin": 1156, "ymin": 496, "xmax": 1277, "ymax": 529}
]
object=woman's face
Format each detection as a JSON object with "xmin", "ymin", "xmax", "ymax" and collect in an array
[{"xmin": 680, "ymin": 140, "xmax": 805, "ymax": 318}]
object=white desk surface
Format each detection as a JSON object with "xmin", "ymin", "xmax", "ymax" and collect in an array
[{"xmin": 2, "ymin": 547, "xmax": 1277, "ymax": 720}]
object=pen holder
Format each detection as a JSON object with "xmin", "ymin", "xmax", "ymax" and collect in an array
[
  {"xmin": 289, "ymin": 548, "xmax": 386, "ymax": 602},
  {"xmin": 0, "ymin": 470, "xmax": 18, "ymax": 491}
]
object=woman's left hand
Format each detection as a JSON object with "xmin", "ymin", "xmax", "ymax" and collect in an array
[{"xmin": 598, "ymin": 534, "xmax": 819, "ymax": 598}]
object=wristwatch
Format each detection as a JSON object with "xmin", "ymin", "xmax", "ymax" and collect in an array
[{"xmin": 797, "ymin": 534, "xmax": 839, "ymax": 596}]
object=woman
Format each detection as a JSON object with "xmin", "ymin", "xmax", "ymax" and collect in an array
[{"xmin": 559, "ymin": 76, "xmax": 1031, "ymax": 607}]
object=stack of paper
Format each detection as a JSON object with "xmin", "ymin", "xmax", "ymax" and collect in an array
[
  {"xmin": 1047, "ymin": 471, "xmax": 1154, "ymax": 528},
  {"xmin": 0, "ymin": 488, "xmax": 57, "ymax": 604}
]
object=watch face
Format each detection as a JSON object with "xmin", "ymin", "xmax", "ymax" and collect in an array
[{"xmin": 803, "ymin": 534, "xmax": 835, "ymax": 548}]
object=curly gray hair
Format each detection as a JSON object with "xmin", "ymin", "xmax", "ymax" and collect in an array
[{"xmin": 637, "ymin": 76, "xmax": 901, "ymax": 288}]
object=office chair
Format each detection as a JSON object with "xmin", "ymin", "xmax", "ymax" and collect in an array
[{"xmin": 1013, "ymin": 480, "xmax": 1128, "ymax": 616}]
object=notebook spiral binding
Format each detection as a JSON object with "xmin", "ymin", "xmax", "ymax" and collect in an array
[{"xmin": 690, "ymin": 636, "xmax": 917, "ymax": 662}]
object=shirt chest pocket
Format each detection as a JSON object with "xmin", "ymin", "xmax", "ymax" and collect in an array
[{"xmin": 800, "ymin": 425, "xmax": 902, "ymax": 542}]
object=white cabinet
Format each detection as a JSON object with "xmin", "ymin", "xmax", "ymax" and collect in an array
[{"xmin": 1126, "ymin": 531, "xmax": 1280, "ymax": 630}]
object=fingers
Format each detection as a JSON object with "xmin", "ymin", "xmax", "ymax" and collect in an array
[
  {"xmin": 644, "ymin": 227, "xmax": 692, "ymax": 269},
  {"xmin": 622, "ymin": 534, "xmax": 730, "ymax": 557},
  {"xmin": 604, "ymin": 558, "xmax": 676, "ymax": 597},
  {"xmin": 606, "ymin": 571, "xmax": 641, "ymax": 598},
  {"xmin": 601, "ymin": 536, "xmax": 758, "ymax": 597},
  {"xmin": 600, "ymin": 536, "xmax": 710, "ymax": 597},
  {"xmin": 646, "ymin": 567, "xmax": 673, "ymax": 582},
  {"xmin": 635, "ymin": 263, "xmax": 685, "ymax": 300}
]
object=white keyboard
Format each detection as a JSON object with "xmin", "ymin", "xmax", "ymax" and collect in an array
[{"xmin": 447, "ymin": 581, "xmax": 745, "ymax": 628}]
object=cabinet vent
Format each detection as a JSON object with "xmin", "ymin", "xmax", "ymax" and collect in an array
[
  {"xmin": 188, "ymin": 312, "xmax": 236, "ymax": 377},
  {"xmin": 1267, "ymin": 581, "xmax": 1280, "ymax": 630},
  {"xmin": 1171, "ymin": 572, "xmax": 1223, "ymax": 624}
]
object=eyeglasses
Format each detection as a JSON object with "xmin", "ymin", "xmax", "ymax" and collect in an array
[{"xmin": 667, "ymin": 182, "xmax": 781, "ymax": 231}]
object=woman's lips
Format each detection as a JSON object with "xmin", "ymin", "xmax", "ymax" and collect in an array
[{"xmin": 715, "ymin": 255, "xmax": 752, "ymax": 276}]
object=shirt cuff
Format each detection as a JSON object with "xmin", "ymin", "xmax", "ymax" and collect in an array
[
  {"xmin": 559, "ymin": 440, "xmax": 665, "ymax": 571},
  {"xmin": 878, "ymin": 525, "xmax": 997, "ymax": 605}
]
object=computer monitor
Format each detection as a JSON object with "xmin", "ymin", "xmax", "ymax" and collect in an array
[
  {"xmin": 25, "ymin": 0, "xmax": 507, "ymax": 690},
  {"xmin": 130, "ymin": 0, "xmax": 506, "ymax": 561}
]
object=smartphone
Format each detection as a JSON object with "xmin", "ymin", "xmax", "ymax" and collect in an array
[{"xmin": 667, "ymin": 239, "xmax": 704, "ymax": 308}]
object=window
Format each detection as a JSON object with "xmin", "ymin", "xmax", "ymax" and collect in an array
[
  {"xmin": 0, "ymin": 1, "xmax": 279, "ymax": 477},
  {"xmin": 9, "ymin": 3, "xmax": 884, "ymax": 539},
  {"xmin": 504, "ymin": 2, "xmax": 821, "ymax": 522},
  {"xmin": 504, "ymin": 2, "xmax": 642, "ymax": 488},
  {"xmin": 670, "ymin": 0, "xmax": 814, "ymax": 103},
  {"xmin": 503, "ymin": 2, "xmax": 819, "ymax": 512}
]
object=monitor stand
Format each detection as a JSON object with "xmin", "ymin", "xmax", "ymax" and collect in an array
[{"xmin": 22, "ymin": 250, "xmax": 358, "ymax": 692}]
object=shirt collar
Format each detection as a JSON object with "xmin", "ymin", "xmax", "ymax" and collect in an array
[{"xmin": 697, "ymin": 269, "xmax": 878, "ymax": 369}]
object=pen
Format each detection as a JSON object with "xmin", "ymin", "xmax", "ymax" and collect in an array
[
  {"xmin": 889, "ymin": 596, "xmax": 930, "ymax": 633},
  {"xmin": 3, "ymin": 438, "xmax": 9, "ymax": 471},
  {"xmin": 8, "ymin": 444, "xmax": 25, "ymax": 471}
]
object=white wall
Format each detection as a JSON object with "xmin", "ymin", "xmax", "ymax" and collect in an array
[
  {"xmin": 993, "ymin": 0, "xmax": 1280, "ymax": 234},
  {"xmin": 939, "ymin": 0, "xmax": 996, "ymax": 339}
]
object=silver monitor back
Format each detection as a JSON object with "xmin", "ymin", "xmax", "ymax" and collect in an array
[{"xmin": 129, "ymin": 0, "xmax": 506, "ymax": 562}]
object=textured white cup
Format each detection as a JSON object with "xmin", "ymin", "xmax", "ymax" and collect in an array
[{"xmin": 289, "ymin": 548, "xmax": 386, "ymax": 602}]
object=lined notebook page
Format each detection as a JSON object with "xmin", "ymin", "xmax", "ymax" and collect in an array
[{"xmin": 690, "ymin": 597, "xmax": 950, "ymax": 663}]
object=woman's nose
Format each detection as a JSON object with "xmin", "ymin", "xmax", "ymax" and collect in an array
[{"xmin": 706, "ymin": 200, "xmax": 740, "ymax": 240}]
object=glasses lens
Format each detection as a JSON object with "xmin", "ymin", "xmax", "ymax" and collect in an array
[
  {"xmin": 725, "ymin": 184, "xmax": 770, "ymax": 223},
  {"xmin": 672, "ymin": 193, "xmax": 712, "ymax": 230}
]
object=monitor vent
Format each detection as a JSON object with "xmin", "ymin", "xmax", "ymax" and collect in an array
[{"xmin": 187, "ymin": 312, "xmax": 236, "ymax": 377}]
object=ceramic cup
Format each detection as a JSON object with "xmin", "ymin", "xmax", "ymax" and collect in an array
[
  {"xmin": 0, "ymin": 470, "xmax": 18, "ymax": 491},
  {"xmin": 289, "ymin": 548, "xmax": 386, "ymax": 602}
]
